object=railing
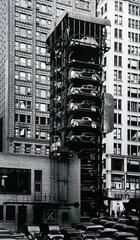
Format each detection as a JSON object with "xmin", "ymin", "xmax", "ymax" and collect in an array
[{"xmin": 4, "ymin": 193, "xmax": 58, "ymax": 204}]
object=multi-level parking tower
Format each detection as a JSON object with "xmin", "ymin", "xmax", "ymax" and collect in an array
[{"xmin": 46, "ymin": 11, "xmax": 111, "ymax": 217}]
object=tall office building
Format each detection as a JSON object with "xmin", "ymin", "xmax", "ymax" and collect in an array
[
  {"xmin": 97, "ymin": 0, "xmax": 140, "ymax": 213},
  {"xmin": 0, "ymin": 0, "xmax": 97, "ymax": 231}
]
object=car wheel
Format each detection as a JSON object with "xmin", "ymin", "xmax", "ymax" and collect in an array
[
  {"xmin": 73, "ymin": 90, "xmax": 79, "ymax": 94},
  {"xmin": 91, "ymin": 91, "xmax": 96, "ymax": 96},
  {"xmin": 73, "ymin": 105, "xmax": 78, "ymax": 110},
  {"xmin": 72, "ymin": 121, "xmax": 79, "ymax": 127},
  {"xmin": 91, "ymin": 122, "xmax": 97, "ymax": 128},
  {"xmin": 91, "ymin": 106, "xmax": 96, "ymax": 112}
]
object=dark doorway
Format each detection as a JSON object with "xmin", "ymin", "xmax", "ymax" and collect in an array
[
  {"xmin": 62, "ymin": 211, "xmax": 69, "ymax": 226},
  {"xmin": 18, "ymin": 206, "xmax": 27, "ymax": 232},
  {"xmin": 33, "ymin": 206, "xmax": 42, "ymax": 226}
]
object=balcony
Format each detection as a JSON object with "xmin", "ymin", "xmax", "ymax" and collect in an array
[{"xmin": 3, "ymin": 193, "xmax": 57, "ymax": 204}]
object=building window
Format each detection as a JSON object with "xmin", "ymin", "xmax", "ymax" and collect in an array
[
  {"xmin": 115, "ymin": 15, "xmax": 123, "ymax": 25},
  {"xmin": 112, "ymin": 158, "xmax": 124, "ymax": 171},
  {"xmin": 0, "ymin": 168, "xmax": 31, "ymax": 194},
  {"xmin": 40, "ymin": 117, "xmax": 46, "ymax": 125},
  {"xmin": 114, "ymin": 70, "xmax": 122, "ymax": 81},
  {"xmin": 14, "ymin": 143, "xmax": 21, "ymax": 153},
  {"xmin": 25, "ymin": 144, "xmax": 31, "ymax": 153},
  {"xmin": 6, "ymin": 206, "xmax": 15, "ymax": 221},
  {"xmin": 113, "ymin": 128, "xmax": 121, "ymax": 139},
  {"xmin": 35, "ymin": 146, "xmax": 41, "ymax": 154},
  {"xmin": 34, "ymin": 170, "xmax": 42, "ymax": 193},
  {"xmin": 111, "ymin": 174, "xmax": 124, "ymax": 189},
  {"xmin": 0, "ymin": 206, "xmax": 3, "ymax": 220},
  {"xmin": 114, "ymin": 84, "xmax": 122, "ymax": 95},
  {"xmin": 45, "ymin": 147, "xmax": 50, "ymax": 156},
  {"xmin": 114, "ymin": 55, "xmax": 122, "ymax": 67},
  {"xmin": 40, "ymin": 103, "xmax": 46, "ymax": 112}
]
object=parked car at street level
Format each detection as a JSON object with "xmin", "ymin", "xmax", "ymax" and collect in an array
[
  {"xmin": 12, "ymin": 233, "xmax": 28, "ymax": 240},
  {"xmin": 113, "ymin": 223, "xmax": 127, "ymax": 231},
  {"xmin": 61, "ymin": 228, "xmax": 82, "ymax": 240},
  {"xmin": 99, "ymin": 228, "xmax": 118, "ymax": 238},
  {"xmin": 98, "ymin": 220, "xmax": 108, "ymax": 226},
  {"xmin": 104, "ymin": 221, "xmax": 117, "ymax": 228},
  {"xmin": 117, "ymin": 218, "xmax": 131, "ymax": 225},
  {"xmin": 121, "ymin": 226, "xmax": 138, "ymax": 236},
  {"xmin": 113, "ymin": 231, "xmax": 136, "ymax": 240}
]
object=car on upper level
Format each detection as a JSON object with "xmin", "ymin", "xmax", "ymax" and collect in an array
[
  {"xmin": 69, "ymin": 117, "xmax": 97, "ymax": 128},
  {"xmin": 67, "ymin": 132, "xmax": 96, "ymax": 143},
  {"xmin": 68, "ymin": 100, "xmax": 98, "ymax": 112},
  {"xmin": 70, "ymin": 36, "xmax": 99, "ymax": 48},
  {"xmin": 68, "ymin": 85, "xmax": 97, "ymax": 97},
  {"xmin": 68, "ymin": 68, "xmax": 100, "ymax": 81}
]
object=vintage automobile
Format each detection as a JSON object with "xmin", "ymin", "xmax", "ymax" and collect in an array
[
  {"xmin": 69, "ymin": 117, "xmax": 97, "ymax": 128},
  {"xmin": 76, "ymin": 224, "xmax": 104, "ymax": 239},
  {"xmin": 68, "ymin": 85, "xmax": 97, "ymax": 97},
  {"xmin": 40, "ymin": 225, "xmax": 64, "ymax": 240},
  {"xmin": 12, "ymin": 233, "xmax": 29, "ymax": 240},
  {"xmin": 104, "ymin": 221, "xmax": 118, "ymax": 228},
  {"xmin": 99, "ymin": 228, "xmax": 118, "ymax": 238},
  {"xmin": 113, "ymin": 223, "xmax": 127, "ymax": 231},
  {"xmin": 24, "ymin": 225, "xmax": 41, "ymax": 240},
  {"xmin": 68, "ymin": 68, "xmax": 100, "ymax": 81},
  {"xmin": 113, "ymin": 231, "xmax": 136, "ymax": 240},
  {"xmin": 61, "ymin": 228, "xmax": 82, "ymax": 240},
  {"xmin": 67, "ymin": 132, "xmax": 96, "ymax": 143},
  {"xmin": 68, "ymin": 100, "xmax": 98, "ymax": 112}
]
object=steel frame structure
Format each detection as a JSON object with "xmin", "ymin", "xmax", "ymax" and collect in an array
[{"xmin": 46, "ymin": 11, "xmax": 111, "ymax": 216}]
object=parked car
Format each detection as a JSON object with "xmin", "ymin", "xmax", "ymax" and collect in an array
[
  {"xmin": 99, "ymin": 228, "xmax": 118, "ymax": 238},
  {"xmin": 76, "ymin": 223, "xmax": 104, "ymax": 234},
  {"xmin": 68, "ymin": 68, "xmax": 100, "ymax": 81},
  {"xmin": 113, "ymin": 223, "xmax": 127, "ymax": 231},
  {"xmin": 90, "ymin": 218, "xmax": 100, "ymax": 224},
  {"xmin": 113, "ymin": 231, "xmax": 136, "ymax": 240},
  {"xmin": 104, "ymin": 221, "xmax": 117, "ymax": 228},
  {"xmin": 0, "ymin": 234, "xmax": 13, "ymax": 238},
  {"xmin": 0, "ymin": 237, "xmax": 16, "ymax": 240},
  {"xmin": 67, "ymin": 132, "xmax": 96, "ymax": 143},
  {"xmin": 68, "ymin": 85, "xmax": 97, "ymax": 97},
  {"xmin": 98, "ymin": 220, "xmax": 109, "ymax": 226},
  {"xmin": 70, "ymin": 36, "xmax": 99, "ymax": 48},
  {"xmin": 24, "ymin": 225, "xmax": 41, "ymax": 240},
  {"xmin": 69, "ymin": 117, "xmax": 97, "ymax": 128},
  {"xmin": 107, "ymin": 217, "xmax": 118, "ymax": 222},
  {"xmin": 121, "ymin": 226, "xmax": 138, "ymax": 236},
  {"xmin": 68, "ymin": 100, "xmax": 98, "ymax": 112},
  {"xmin": 125, "ymin": 237, "xmax": 138, "ymax": 240},
  {"xmin": 12, "ymin": 233, "xmax": 29, "ymax": 240},
  {"xmin": 0, "ymin": 229, "xmax": 11, "ymax": 235},
  {"xmin": 40, "ymin": 225, "xmax": 64, "ymax": 240},
  {"xmin": 117, "ymin": 218, "xmax": 131, "ymax": 225},
  {"xmin": 61, "ymin": 228, "xmax": 82, "ymax": 240}
]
